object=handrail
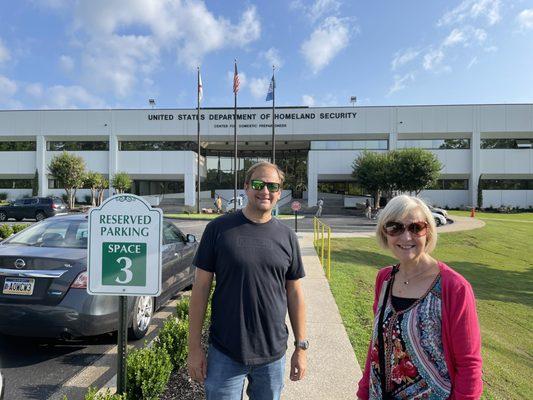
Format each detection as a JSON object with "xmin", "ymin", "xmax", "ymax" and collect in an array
[{"xmin": 313, "ymin": 217, "xmax": 332, "ymax": 280}]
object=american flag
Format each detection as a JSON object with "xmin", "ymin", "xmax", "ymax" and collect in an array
[
  {"xmin": 198, "ymin": 69, "xmax": 203, "ymax": 102},
  {"xmin": 233, "ymin": 61, "xmax": 240, "ymax": 94}
]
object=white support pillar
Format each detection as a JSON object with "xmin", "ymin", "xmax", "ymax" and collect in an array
[
  {"xmin": 108, "ymin": 134, "xmax": 118, "ymax": 197},
  {"xmin": 307, "ymin": 151, "xmax": 318, "ymax": 207},
  {"xmin": 471, "ymin": 106, "xmax": 481, "ymax": 207},
  {"xmin": 184, "ymin": 173, "xmax": 196, "ymax": 207},
  {"xmin": 389, "ymin": 107, "xmax": 398, "ymax": 150},
  {"xmin": 36, "ymin": 135, "xmax": 47, "ymax": 197}
]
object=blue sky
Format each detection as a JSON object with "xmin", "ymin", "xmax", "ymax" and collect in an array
[{"xmin": 0, "ymin": 0, "xmax": 532, "ymax": 109}]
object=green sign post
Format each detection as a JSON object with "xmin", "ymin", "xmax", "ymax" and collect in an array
[{"xmin": 88, "ymin": 194, "xmax": 162, "ymax": 395}]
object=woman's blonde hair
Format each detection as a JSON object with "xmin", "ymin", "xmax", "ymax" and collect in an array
[{"xmin": 376, "ymin": 195, "xmax": 438, "ymax": 253}]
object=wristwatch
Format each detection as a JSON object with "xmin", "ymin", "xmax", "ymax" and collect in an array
[{"xmin": 294, "ymin": 339, "xmax": 310, "ymax": 350}]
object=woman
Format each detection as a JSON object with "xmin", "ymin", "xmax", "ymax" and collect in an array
[{"xmin": 357, "ymin": 195, "xmax": 482, "ymax": 399}]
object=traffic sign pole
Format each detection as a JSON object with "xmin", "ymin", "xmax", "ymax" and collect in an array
[
  {"xmin": 294, "ymin": 210, "xmax": 298, "ymax": 232},
  {"xmin": 290, "ymin": 201, "xmax": 301, "ymax": 233},
  {"xmin": 117, "ymin": 295, "xmax": 128, "ymax": 395}
]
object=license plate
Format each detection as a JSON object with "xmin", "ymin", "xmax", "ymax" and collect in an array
[{"xmin": 3, "ymin": 277, "xmax": 35, "ymax": 295}]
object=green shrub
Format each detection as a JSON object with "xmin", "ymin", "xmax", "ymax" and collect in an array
[
  {"xmin": 126, "ymin": 346, "xmax": 172, "ymax": 400},
  {"xmin": 154, "ymin": 316, "xmax": 189, "ymax": 369},
  {"xmin": 84, "ymin": 387, "xmax": 126, "ymax": 400},
  {"xmin": 12, "ymin": 223, "xmax": 29, "ymax": 234},
  {"xmin": 0, "ymin": 192, "xmax": 7, "ymax": 201},
  {"xmin": 0, "ymin": 224, "xmax": 13, "ymax": 240},
  {"xmin": 176, "ymin": 297, "xmax": 189, "ymax": 320}
]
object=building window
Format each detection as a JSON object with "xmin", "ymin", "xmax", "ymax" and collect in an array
[
  {"xmin": 310, "ymin": 140, "xmax": 388, "ymax": 150},
  {"xmin": 47, "ymin": 141, "xmax": 109, "ymax": 151},
  {"xmin": 480, "ymin": 179, "xmax": 533, "ymax": 190},
  {"xmin": 0, "ymin": 179, "xmax": 33, "ymax": 189},
  {"xmin": 428, "ymin": 179, "xmax": 469, "ymax": 190},
  {"xmin": 397, "ymin": 139, "xmax": 470, "ymax": 150},
  {"xmin": 0, "ymin": 141, "xmax": 36, "ymax": 151},
  {"xmin": 119, "ymin": 141, "xmax": 198, "ymax": 151},
  {"xmin": 480, "ymin": 139, "xmax": 533, "ymax": 149},
  {"xmin": 317, "ymin": 182, "xmax": 366, "ymax": 196}
]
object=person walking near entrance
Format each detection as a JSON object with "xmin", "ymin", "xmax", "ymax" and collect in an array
[
  {"xmin": 365, "ymin": 199, "xmax": 372, "ymax": 220},
  {"xmin": 188, "ymin": 161, "xmax": 308, "ymax": 400},
  {"xmin": 316, "ymin": 198, "xmax": 324, "ymax": 217},
  {"xmin": 214, "ymin": 195, "xmax": 222, "ymax": 214}
]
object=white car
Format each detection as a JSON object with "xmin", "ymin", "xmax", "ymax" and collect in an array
[
  {"xmin": 429, "ymin": 205, "xmax": 448, "ymax": 218},
  {"xmin": 432, "ymin": 211, "xmax": 447, "ymax": 226},
  {"xmin": 225, "ymin": 196, "xmax": 246, "ymax": 212}
]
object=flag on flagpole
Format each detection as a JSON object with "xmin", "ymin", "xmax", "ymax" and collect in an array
[
  {"xmin": 198, "ymin": 69, "xmax": 203, "ymax": 103},
  {"xmin": 265, "ymin": 74, "xmax": 275, "ymax": 101},
  {"xmin": 233, "ymin": 61, "xmax": 240, "ymax": 94}
]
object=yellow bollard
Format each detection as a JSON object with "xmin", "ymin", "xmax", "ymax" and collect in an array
[
  {"xmin": 321, "ymin": 224, "xmax": 325, "ymax": 267},
  {"xmin": 327, "ymin": 227, "xmax": 331, "ymax": 280}
]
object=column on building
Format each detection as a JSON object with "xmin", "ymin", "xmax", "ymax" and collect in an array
[
  {"xmin": 471, "ymin": 106, "xmax": 481, "ymax": 207},
  {"xmin": 36, "ymin": 135, "xmax": 47, "ymax": 197},
  {"xmin": 184, "ymin": 152, "xmax": 196, "ymax": 207},
  {"xmin": 307, "ymin": 151, "xmax": 318, "ymax": 207},
  {"xmin": 108, "ymin": 134, "xmax": 118, "ymax": 196},
  {"xmin": 389, "ymin": 107, "xmax": 398, "ymax": 150}
]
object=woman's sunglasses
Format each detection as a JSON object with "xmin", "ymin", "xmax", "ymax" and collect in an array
[
  {"xmin": 383, "ymin": 221, "xmax": 428, "ymax": 237},
  {"xmin": 250, "ymin": 179, "xmax": 281, "ymax": 193}
]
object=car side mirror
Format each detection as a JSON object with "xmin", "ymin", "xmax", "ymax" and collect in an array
[{"xmin": 186, "ymin": 234, "xmax": 196, "ymax": 243}]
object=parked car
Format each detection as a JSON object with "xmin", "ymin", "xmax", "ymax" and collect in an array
[
  {"xmin": 0, "ymin": 214, "xmax": 197, "ymax": 340},
  {"xmin": 432, "ymin": 212, "xmax": 447, "ymax": 226},
  {"xmin": 224, "ymin": 195, "xmax": 246, "ymax": 212},
  {"xmin": 429, "ymin": 205, "xmax": 448, "ymax": 218},
  {"xmin": 0, "ymin": 197, "xmax": 68, "ymax": 222}
]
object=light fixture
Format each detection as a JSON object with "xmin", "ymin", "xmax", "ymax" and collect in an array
[
  {"xmin": 350, "ymin": 96, "xmax": 357, "ymax": 107},
  {"xmin": 148, "ymin": 99, "xmax": 156, "ymax": 108}
]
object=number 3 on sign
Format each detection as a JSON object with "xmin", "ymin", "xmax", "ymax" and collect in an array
[{"xmin": 115, "ymin": 256, "xmax": 133, "ymax": 284}]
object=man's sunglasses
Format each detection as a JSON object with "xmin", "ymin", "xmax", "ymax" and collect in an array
[
  {"xmin": 250, "ymin": 179, "xmax": 281, "ymax": 193},
  {"xmin": 383, "ymin": 221, "xmax": 428, "ymax": 237}
]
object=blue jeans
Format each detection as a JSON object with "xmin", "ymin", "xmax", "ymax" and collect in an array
[{"xmin": 204, "ymin": 345, "xmax": 285, "ymax": 400}]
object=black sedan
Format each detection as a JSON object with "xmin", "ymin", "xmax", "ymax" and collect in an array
[{"xmin": 0, "ymin": 214, "xmax": 197, "ymax": 340}]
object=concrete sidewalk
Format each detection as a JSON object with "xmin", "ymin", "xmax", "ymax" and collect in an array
[{"xmin": 275, "ymin": 236, "xmax": 362, "ymax": 400}]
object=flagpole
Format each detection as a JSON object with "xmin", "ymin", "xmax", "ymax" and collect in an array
[
  {"xmin": 196, "ymin": 66, "xmax": 201, "ymax": 214},
  {"xmin": 271, "ymin": 65, "xmax": 276, "ymax": 164},
  {"xmin": 233, "ymin": 59, "xmax": 238, "ymax": 211}
]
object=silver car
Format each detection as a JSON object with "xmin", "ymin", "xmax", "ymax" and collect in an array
[{"xmin": 0, "ymin": 215, "xmax": 197, "ymax": 340}]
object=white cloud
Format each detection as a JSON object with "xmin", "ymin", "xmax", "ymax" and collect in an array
[
  {"xmin": 443, "ymin": 26, "xmax": 486, "ymax": 48},
  {"xmin": 423, "ymin": 49, "xmax": 445, "ymax": 71},
  {"xmin": 0, "ymin": 75, "xmax": 21, "ymax": 108},
  {"xmin": 249, "ymin": 77, "xmax": 269, "ymax": 100},
  {"xmin": 467, "ymin": 56, "xmax": 478, "ymax": 69},
  {"xmin": 42, "ymin": 85, "xmax": 105, "ymax": 109},
  {"xmin": 301, "ymin": 16, "xmax": 350, "ymax": 74},
  {"xmin": 484, "ymin": 45, "xmax": 498, "ymax": 52},
  {"xmin": 443, "ymin": 28, "xmax": 466, "ymax": 47},
  {"xmin": 59, "ymin": 55, "xmax": 74, "ymax": 72},
  {"xmin": 0, "ymin": 38, "xmax": 11, "ymax": 65},
  {"xmin": 391, "ymin": 48, "xmax": 420, "ymax": 70},
  {"xmin": 26, "ymin": 83, "xmax": 44, "ymax": 98},
  {"xmin": 290, "ymin": 0, "xmax": 341, "ymax": 22},
  {"xmin": 263, "ymin": 48, "xmax": 283, "ymax": 69},
  {"xmin": 387, "ymin": 73, "xmax": 415, "ymax": 96},
  {"xmin": 302, "ymin": 94, "xmax": 315, "ymax": 106},
  {"xmin": 67, "ymin": 1, "xmax": 261, "ymax": 97},
  {"xmin": 438, "ymin": 0, "xmax": 501, "ymax": 27},
  {"xmin": 517, "ymin": 9, "xmax": 533, "ymax": 29}
]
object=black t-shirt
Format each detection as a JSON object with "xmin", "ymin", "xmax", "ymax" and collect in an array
[{"xmin": 193, "ymin": 210, "xmax": 305, "ymax": 365}]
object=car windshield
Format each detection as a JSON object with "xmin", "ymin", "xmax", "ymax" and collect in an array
[{"xmin": 4, "ymin": 219, "xmax": 88, "ymax": 248}]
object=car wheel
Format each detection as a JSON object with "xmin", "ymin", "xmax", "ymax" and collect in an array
[
  {"xmin": 35, "ymin": 211, "xmax": 46, "ymax": 221},
  {"xmin": 434, "ymin": 217, "xmax": 442, "ymax": 226},
  {"xmin": 129, "ymin": 296, "xmax": 153, "ymax": 340},
  {"xmin": 0, "ymin": 212, "xmax": 6, "ymax": 222}
]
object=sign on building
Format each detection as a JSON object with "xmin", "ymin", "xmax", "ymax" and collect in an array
[{"xmin": 87, "ymin": 194, "xmax": 163, "ymax": 296}]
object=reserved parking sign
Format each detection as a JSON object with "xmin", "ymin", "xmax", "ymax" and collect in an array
[{"xmin": 87, "ymin": 194, "xmax": 162, "ymax": 296}]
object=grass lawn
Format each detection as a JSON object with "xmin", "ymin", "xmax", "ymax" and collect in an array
[{"xmin": 327, "ymin": 214, "xmax": 532, "ymax": 399}]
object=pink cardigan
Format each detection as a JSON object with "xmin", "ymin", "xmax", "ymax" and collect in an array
[{"xmin": 357, "ymin": 261, "xmax": 483, "ymax": 399}]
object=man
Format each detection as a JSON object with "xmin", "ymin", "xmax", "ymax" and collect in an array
[
  {"xmin": 188, "ymin": 161, "xmax": 307, "ymax": 400},
  {"xmin": 315, "ymin": 198, "xmax": 324, "ymax": 217}
]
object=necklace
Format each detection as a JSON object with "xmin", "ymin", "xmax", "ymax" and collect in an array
[{"xmin": 399, "ymin": 268, "xmax": 427, "ymax": 285}]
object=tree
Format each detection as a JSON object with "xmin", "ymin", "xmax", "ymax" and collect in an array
[
  {"xmin": 48, "ymin": 152, "xmax": 86, "ymax": 209},
  {"xmin": 32, "ymin": 169, "xmax": 39, "ymax": 197},
  {"xmin": 85, "ymin": 172, "xmax": 104, "ymax": 206},
  {"xmin": 112, "ymin": 172, "xmax": 132, "ymax": 194},
  {"xmin": 97, "ymin": 178, "xmax": 109, "ymax": 206},
  {"xmin": 391, "ymin": 148, "xmax": 442, "ymax": 194},
  {"xmin": 351, "ymin": 151, "xmax": 394, "ymax": 207}
]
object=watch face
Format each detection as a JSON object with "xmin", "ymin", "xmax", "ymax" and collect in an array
[{"xmin": 296, "ymin": 340, "xmax": 309, "ymax": 349}]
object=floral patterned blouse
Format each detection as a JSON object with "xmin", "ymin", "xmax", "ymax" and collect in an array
[{"xmin": 368, "ymin": 275, "xmax": 452, "ymax": 399}]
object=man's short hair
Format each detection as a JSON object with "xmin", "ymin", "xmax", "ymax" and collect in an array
[{"xmin": 244, "ymin": 162, "xmax": 285, "ymax": 186}]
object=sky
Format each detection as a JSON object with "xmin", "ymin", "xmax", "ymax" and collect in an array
[{"xmin": 0, "ymin": 0, "xmax": 532, "ymax": 110}]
